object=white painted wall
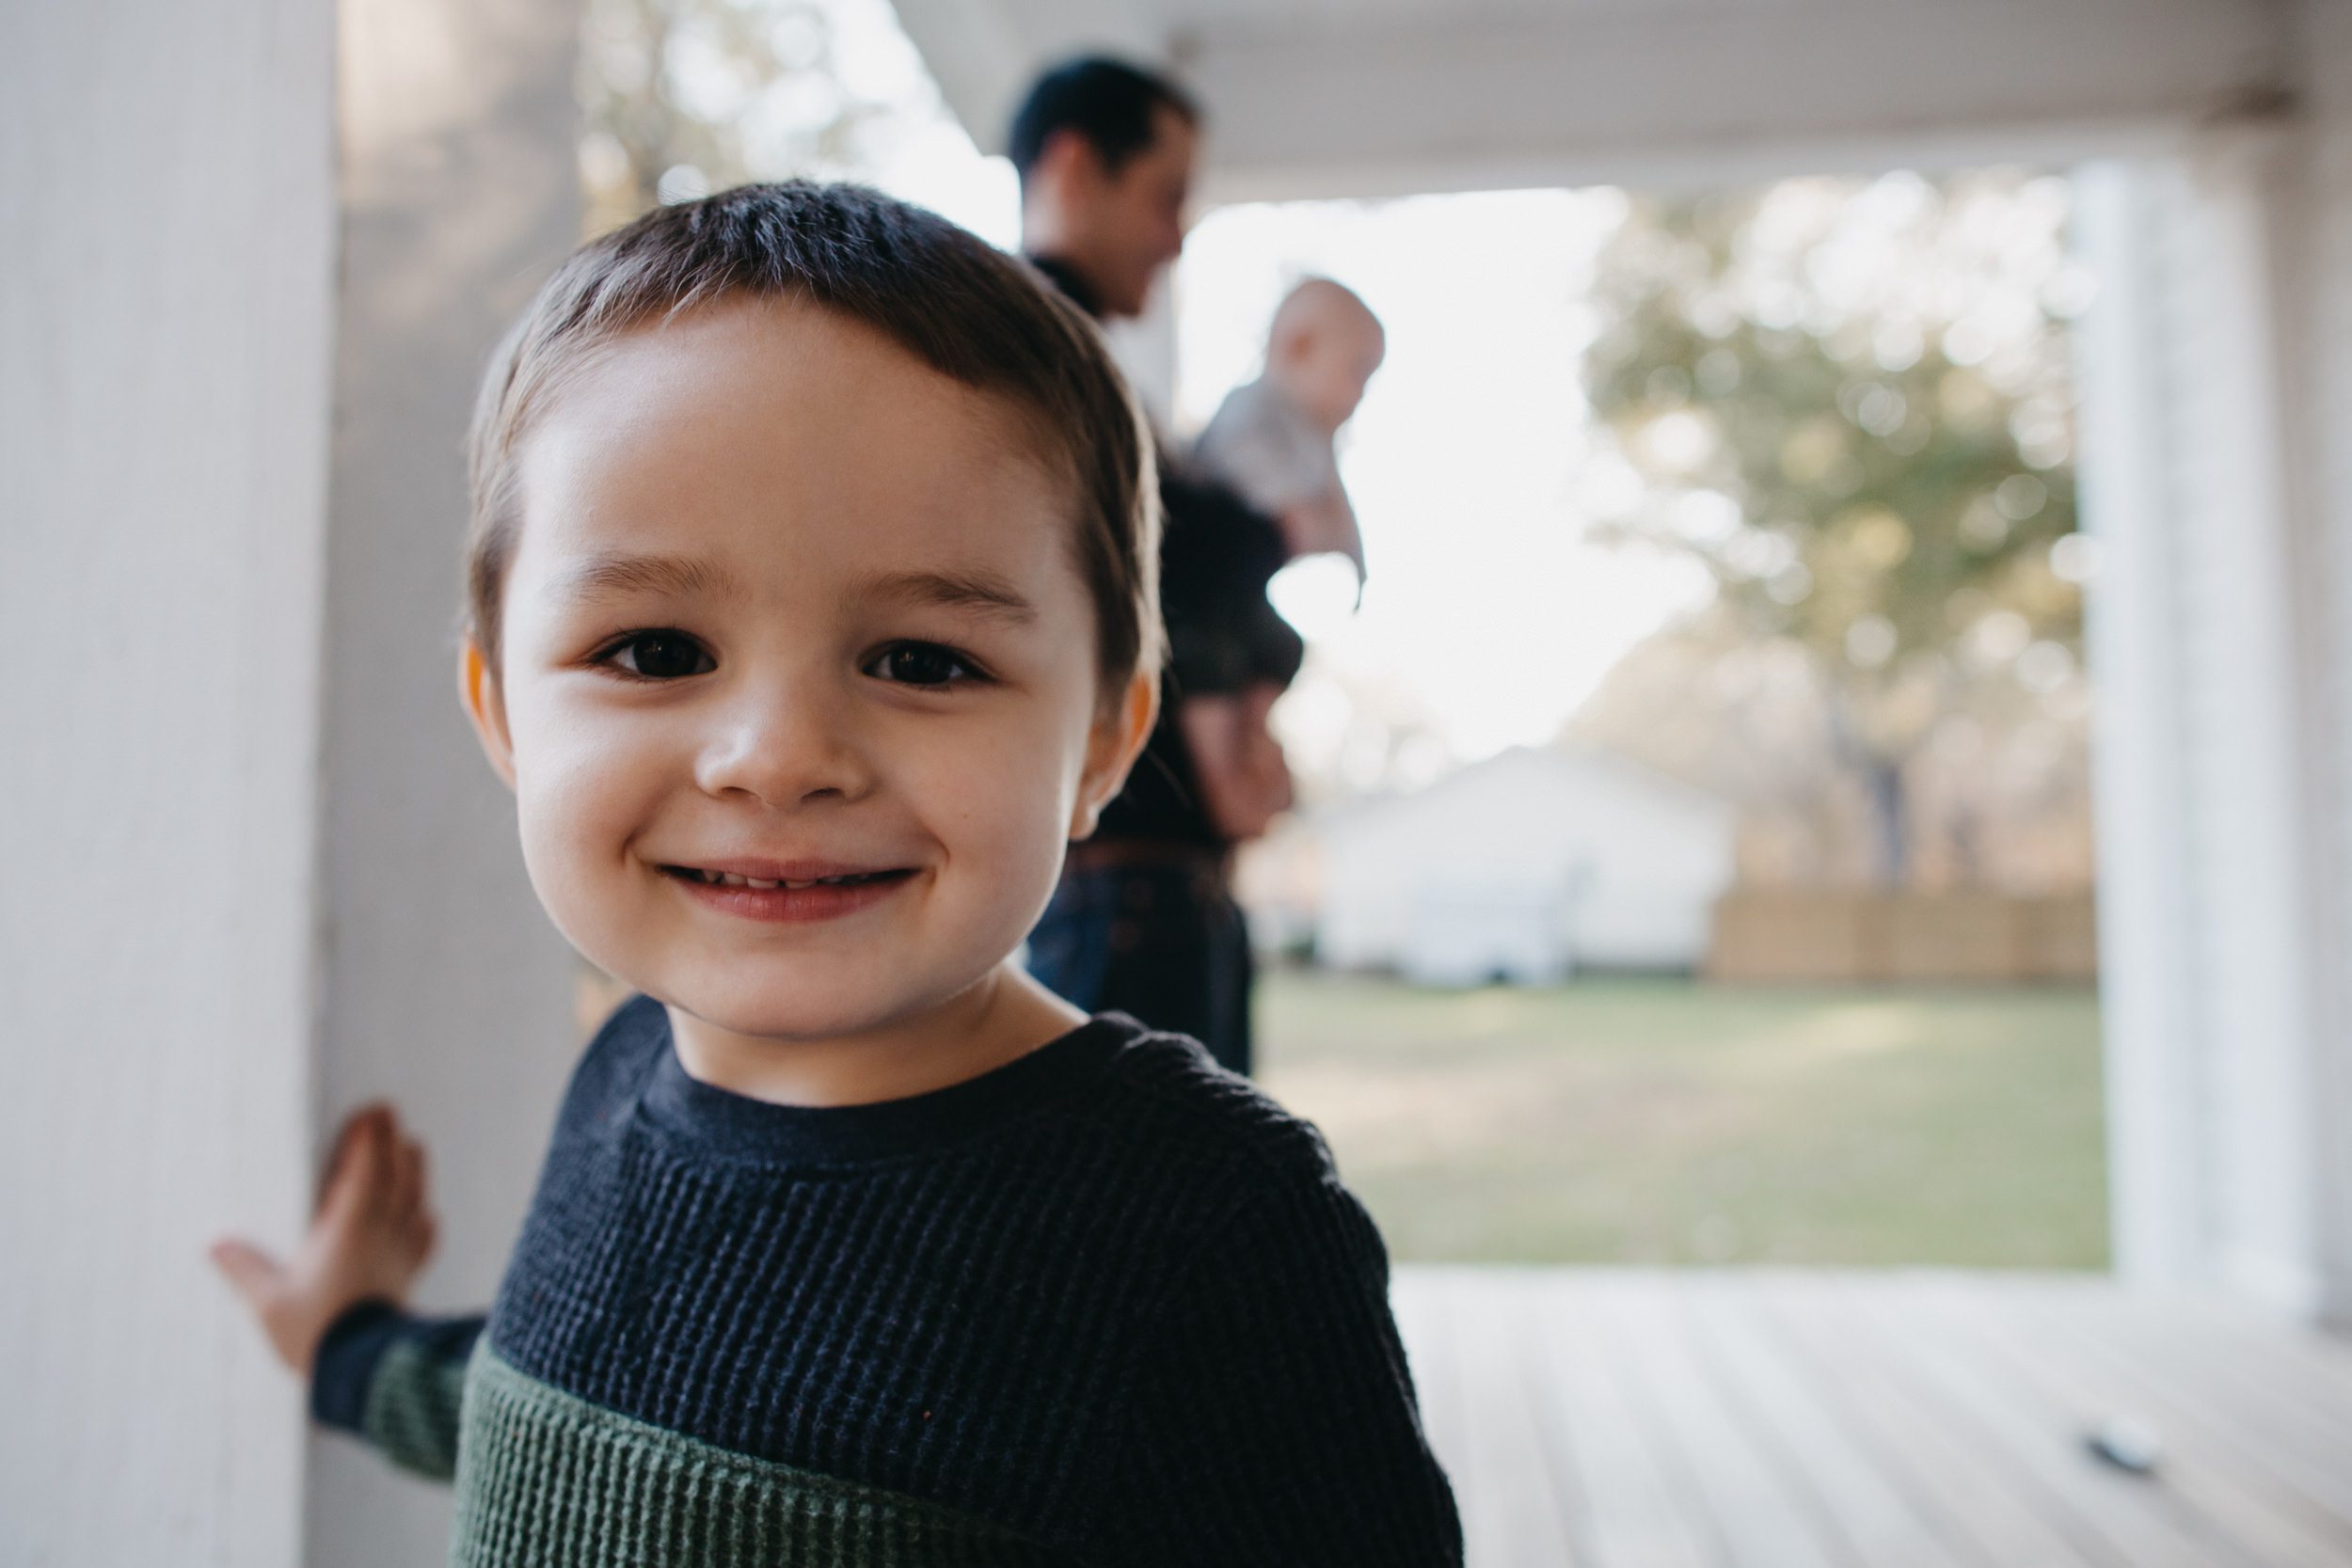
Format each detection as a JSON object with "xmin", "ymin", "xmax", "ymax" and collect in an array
[
  {"xmin": 0, "ymin": 0, "xmax": 337, "ymax": 1560},
  {"xmin": 310, "ymin": 0, "xmax": 586, "ymax": 1561},
  {"xmin": 1316, "ymin": 748, "xmax": 1734, "ymax": 978}
]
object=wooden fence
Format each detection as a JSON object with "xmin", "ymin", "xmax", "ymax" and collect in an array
[{"xmin": 1708, "ymin": 889, "xmax": 2098, "ymax": 984}]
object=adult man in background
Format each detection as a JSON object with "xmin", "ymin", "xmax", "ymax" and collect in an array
[{"xmin": 1010, "ymin": 56, "xmax": 1302, "ymax": 1076}]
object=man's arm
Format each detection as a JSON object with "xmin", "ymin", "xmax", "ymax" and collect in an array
[
  {"xmin": 1177, "ymin": 686, "xmax": 1294, "ymax": 845},
  {"xmin": 1278, "ymin": 483, "xmax": 1365, "ymax": 580}
]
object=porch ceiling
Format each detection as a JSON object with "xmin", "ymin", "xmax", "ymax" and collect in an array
[{"xmin": 890, "ymin": 0, "xmax": 2290, "ymax": 201}]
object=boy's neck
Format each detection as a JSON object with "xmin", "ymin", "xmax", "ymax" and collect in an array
[{"xmin": 663, "ymin": 965, "xmax": 1089, "ymax": 1110}]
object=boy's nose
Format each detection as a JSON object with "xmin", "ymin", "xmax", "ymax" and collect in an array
[{"xmin": 694, "ymin": 682, "xmax": 876, "ymax": 807}]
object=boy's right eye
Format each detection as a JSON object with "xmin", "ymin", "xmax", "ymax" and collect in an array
[{"xmin": 596, "ymin": 630, "xmax": 714, "ymax": 680}]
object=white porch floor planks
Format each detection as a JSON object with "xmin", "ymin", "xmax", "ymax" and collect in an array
[{"xmin": 1391, "ymin": 1268, "xmax": 2352, "ymax": 1568}]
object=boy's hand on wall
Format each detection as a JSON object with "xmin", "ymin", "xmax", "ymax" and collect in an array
[{"xmin": 209, "ymin": 1103, "xmax": 438, "ymax": 1374}]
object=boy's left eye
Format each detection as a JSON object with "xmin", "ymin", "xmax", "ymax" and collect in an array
[{"xmin": 866, "ymin": 641, "xmax": 984, "ymax": 688}]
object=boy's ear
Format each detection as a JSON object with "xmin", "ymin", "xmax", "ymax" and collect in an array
[
  {"xmin": 1070, "ymin": 669, "xmax": 1159, "ymax": 841},
  {"xmin": 1037, "ymin": 127, "xmax": 1103, "ymax": 196},
  {"xmin": 458, "ymin": 639, "xmax": 518, "ymax": 793}
]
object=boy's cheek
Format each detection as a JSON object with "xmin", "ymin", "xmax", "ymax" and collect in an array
[
  {"xmin": 506, "ymin": 751, "xmax": 659, "ymax": 938},
  {"xmin": 914, "ymin": 727, "xmax": 1084, "ymax": 832}
]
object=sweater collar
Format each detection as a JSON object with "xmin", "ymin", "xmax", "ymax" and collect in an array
[{"xmin": 628, "ymin": 998, "xmax": 1137, "ymax": 1166}]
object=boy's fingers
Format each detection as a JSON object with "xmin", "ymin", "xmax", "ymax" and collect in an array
[
  {"xmin": 314, "ymin": 1104, "xmax": 377, "ymax": 1213},
  {"xmin": 317, "ymin": 1109, "xmax": 392, "ymax": 1226},
  {"xmin": 208, "ymin": 1238, "xmax": 283, "ymax": 1307},
  {"xmin": 372, "ymin": 1118, "xmax": 406, "ymax": 1219},
  {"xmin": 406, "ymin": 1207, "xmax": 439, "ymax": 1263},
  {"xmin": 389, "ymin": 1138, "xmax": 426, "ymax": 1219}
]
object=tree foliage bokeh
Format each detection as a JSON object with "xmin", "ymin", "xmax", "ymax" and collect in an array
[
  {"xmin": 578, "ymin": 0, "xmax": 876, "ymax": 236},
  {"xmin": 1581, "ymin": 172, "xmax": 2095, "ymax": 886}
]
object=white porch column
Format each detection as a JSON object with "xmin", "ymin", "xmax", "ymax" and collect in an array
[
  {"xmin": 2075, "ymin": 119, "xmax": 2339, "ymax": 1317},
  {"xmin": 2072, "ymin": 160, "xmax": 2207, "ymax": 1290},
  {"xmin": 309, "ymin": 0, "xmax": 585, "ymax": 1560},
  {"xmin": 0, "ymin": 0, "xmax": 335, "ymax": 1560},
  {"xmin": 2287, "ymin": 0, "xmax": 2352, "ymax": 1331},
  {"xmin": 4, "ymin": 0, "xmax": 585, "ymax": 1558}
]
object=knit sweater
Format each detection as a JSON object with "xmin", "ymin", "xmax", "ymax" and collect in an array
[{"xmin": 312, "ymin": 998, "xmax": 1463, "ymax": 1565}]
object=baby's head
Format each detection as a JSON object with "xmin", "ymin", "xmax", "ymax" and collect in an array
[
  {"xmin": 1265, "ymin": 278, "xmax": 1385, "ymax": 432},
  {"xmin": 456, "ymin": 182, "xmax": 1161, "ymax": 1044}
]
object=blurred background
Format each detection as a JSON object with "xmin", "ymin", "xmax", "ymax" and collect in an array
[
  {"xmin": 566, "ymin": 0, "xmax": 2107, "ymax": 1275},
  {"xmin": 7, "ymin": 0, "xmax": 2352, "ymax": 1562}
]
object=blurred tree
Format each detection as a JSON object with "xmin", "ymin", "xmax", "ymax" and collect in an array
[
  {"xmin": 578, "ymin": 0, "xmax": 876, "ymax": 236},
  {"xmin": 1582, "ymin": 172, "xmax": 2090, "ymax": 885}
]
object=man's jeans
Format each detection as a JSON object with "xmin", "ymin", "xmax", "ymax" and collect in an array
[{"xmin": 1025, "ymin": 860, "xmax": 1254, "ymax": 1078}]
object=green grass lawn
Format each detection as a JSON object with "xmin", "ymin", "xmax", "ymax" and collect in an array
[{"xmin": 1254, "ymin": 970, "xmax": 2108, "ymax": 1270}]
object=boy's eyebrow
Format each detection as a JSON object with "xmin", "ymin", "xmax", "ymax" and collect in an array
[
  {"xmin": 851, "ymin": 568, "xmax": 1040, "ymax": 625},
  {"xmin": 550, "ymin": 552, "xmax": 743, "ymax": 604}
]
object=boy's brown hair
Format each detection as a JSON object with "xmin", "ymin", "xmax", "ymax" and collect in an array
[{"xmin": 465, "ymin": 181, "xmax": 1162, "ymax": 694}]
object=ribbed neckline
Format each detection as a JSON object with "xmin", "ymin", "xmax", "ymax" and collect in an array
[{"xmin": 628, "ymin": 997, "xmax": 1136, "ymax": 1167}]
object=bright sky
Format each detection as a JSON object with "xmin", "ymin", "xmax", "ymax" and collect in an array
[
  {"xmin": 1170, "ymin": 196, "xmax": 1713, "ymax": 778},
  {"xmin": 818, "ymin": 0, "xmax": 1716, "ymax": 784}
]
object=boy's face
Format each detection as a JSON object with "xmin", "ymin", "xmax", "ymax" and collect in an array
[
  {"xmin": 1283, "ymin": 320, "xmax": 1386, "ymax": 433},
  {"xmin": 465, "ymin": 297, "xmax": 1151, "ymax": 1044}
]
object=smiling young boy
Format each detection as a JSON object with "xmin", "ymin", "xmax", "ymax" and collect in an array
[{"xmin": 211, "ymin": 183, "xmax": 1461, "ymax": 1565}]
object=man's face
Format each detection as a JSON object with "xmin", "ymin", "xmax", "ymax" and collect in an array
[
  {"xmin": 1069, "ymin": 105, "xmax": 1197, "ymax": 317},
  {"xmin": 471, "ymin": 297, "xmax": 1143, "ymax": 1046}
]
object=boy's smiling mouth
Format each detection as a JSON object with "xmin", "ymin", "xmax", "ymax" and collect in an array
[{"xmin": 655, "ymin": 857, "xmax": 919, "ymax": 924}]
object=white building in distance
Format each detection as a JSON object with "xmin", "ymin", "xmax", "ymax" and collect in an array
[{"xmin": 1306, "ymin": 746, "xmax": 1735, "ymax": 984}]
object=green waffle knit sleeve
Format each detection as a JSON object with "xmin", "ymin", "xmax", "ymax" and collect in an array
[
  {"xmin": 312, "ymin": 1301, "xmax": 487, "ymax": 1482},
  {"xmin": 362, "ymin": 1323, "xmax": 480, "ymax": 1480}
]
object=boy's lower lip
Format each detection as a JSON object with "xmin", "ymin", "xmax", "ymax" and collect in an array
[{"xmin": 665, "ymin": 868, "xmax": 915, "ymax": 924}]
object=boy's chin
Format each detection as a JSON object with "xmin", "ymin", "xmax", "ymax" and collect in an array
[{"xmin": 660, "ymin": 974, "xmax": 973, "ymax": 1045}]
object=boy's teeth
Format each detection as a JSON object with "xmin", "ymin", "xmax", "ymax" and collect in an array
[{"xmin": 687, "ymin": 866, "xmax": 897, "ymax": 889}]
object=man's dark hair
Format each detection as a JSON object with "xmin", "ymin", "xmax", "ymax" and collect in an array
[
  {"xmin": 466, "ymin": 182, "xmax": 1161, "ymax": 694},
  {"xmin": 1007, "ymin": 55, "xmax": 1200, "ymax": 185}
]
